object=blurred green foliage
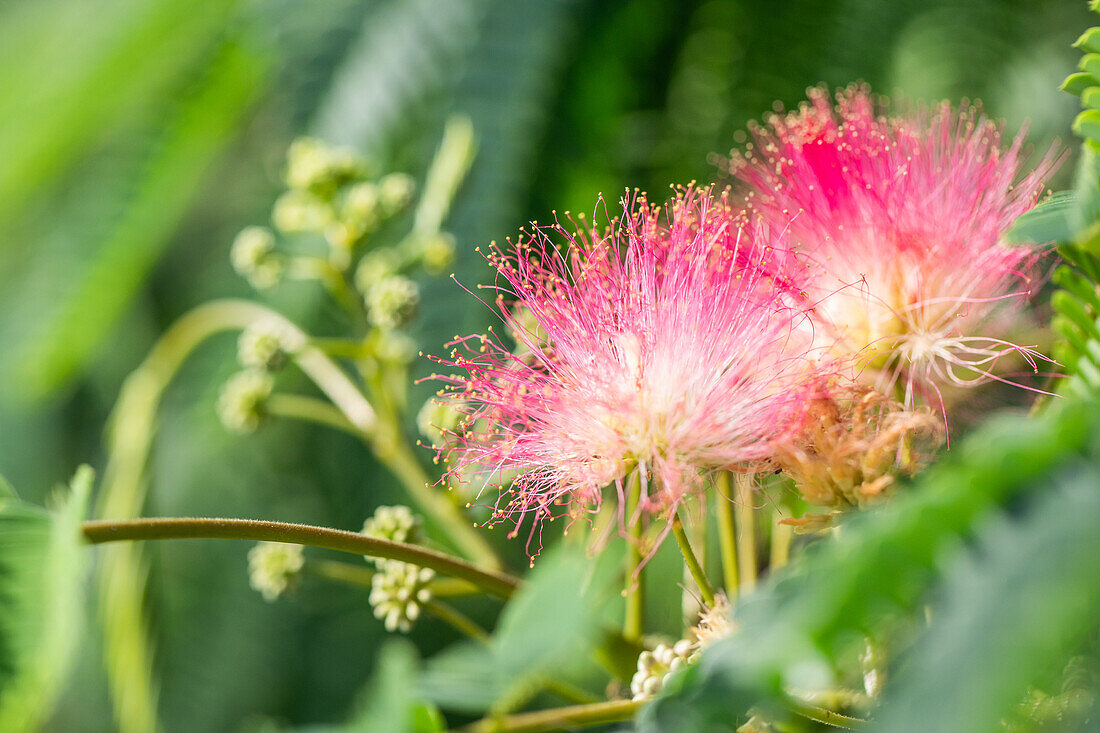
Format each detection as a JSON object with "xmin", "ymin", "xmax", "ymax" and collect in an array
[{"xmin": 0, "ymin": 0, "xmax": 1093, "ymax": 730}]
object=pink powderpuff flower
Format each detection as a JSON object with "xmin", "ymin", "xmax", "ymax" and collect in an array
[
  {"xmin": 426, "ymin": 187, "xmax": 825, "ymax": 549},
  {"xmin": 729, "ymin": 85, "xmax": 1062, "ymax": 409}
]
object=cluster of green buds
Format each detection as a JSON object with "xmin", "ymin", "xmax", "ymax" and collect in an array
[
  {"xmin": 237, "ymin": 317, "xmax": 300, "ymax": 372},
  {"xmin": 247, "ymin": 542, "xmax": 305, "ymax": 601},
  {"xmin": 361, "ymin": 505, "xmax": 434, "ymax": 632},
  {"xmin": 630, "ymin": 640, "xmax": 695, "ymax": 701},
  {"xmin": 361, "ymin": 505, "xmax": 421, "ymax": 559},
  {"xmin": 369, "ymin": 560, "xmax": 435, "ymax": 633}
]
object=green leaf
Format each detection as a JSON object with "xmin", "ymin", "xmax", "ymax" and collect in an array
[
  {"xmin": 1074, "ymin": 27, "xmax": 1100, "ymax": 54},
  {"xmin": 328, "ymin": 640, "xmax": 442, "ymax": 733},
  {"xmin": 0, "ymin": 466, "xmax": 92, "ymax": 732},
  {"xmin": 875, "ymin": 470, "xmax": 1100, "ymax": 731},
  {"xmin": 418, "ymin": 546, "xmax": 611, "ymax": 713},
  {"xmin": 1072, "ymin": 109, "xmax": 1100, "ymax": 145},
  {"xmin": 1061, "ymin": 71, "xmax": 1100, "ymax": 97},
  {"xmin": 5, "ymin": 37, "xmax": 268, "ymax": 400},
  {"xmin": 1081, "ymin": 53, "xmax": 1100, "ymax": 80},
  {"xmin": 0, "ymin": 474, "xmax": 17, "ymax": 503},
  {"xmin": 639, "ymin": 398, "xmax": 1100, "ymax": 732},
  {"xmin": 1005, "ymin": 191, "xmax": 1076, "ymax": 245}
]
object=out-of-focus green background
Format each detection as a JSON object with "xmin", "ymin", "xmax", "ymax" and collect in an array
[{"xmin": 0, "ymin": 1, "xmax": 1089, "ymax": 730}]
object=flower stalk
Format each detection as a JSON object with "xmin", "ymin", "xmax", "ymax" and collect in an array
[
  {"xmin": 82, "ymin": 517, "xmax": 520, "ymax": 599},
  {"xmin": 671, "ymin": 512, "xmax": 714, "ymax": 607},
  {"xmin": 623, "ymin": 470, "xmax": 645, "ymax": 642},
  {"xmin": 715, "ymin": 472, "xmax": 740, "ymax": 598}
]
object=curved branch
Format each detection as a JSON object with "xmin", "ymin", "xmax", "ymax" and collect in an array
[{"xmin": 83, "ymin": 517, "xmax": 520, "ymax": 599}]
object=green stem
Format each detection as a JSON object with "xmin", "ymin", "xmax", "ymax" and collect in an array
[
  {"xmin": 266, "ymin": 394, "xmax": 363, "ymax": 436},
  {"xmin": 82, "ymin": 517, "xmax": 520, "ymax": 599},
  {"xmin": 97, "ymin": 298, "xmax": 282, "ymax": 733},
  {"xmin": 307, "ymin": 558, "xmax": 376, "ymax": 587},
  {"xmin": 455, "ymin": 699, "xmax": 642, "ymax": 733},
  {"xmin": 538, "ymin": 679, "xmax": 601, "ymax": 706},
  {"xmin": 424, "ymin": 598, "xmax": 490, "ymax": 643},
  {"xmin": 770, "ymin": 514, "xmax": 793, "ymax": 571},
  {"xmin": 623, "ymin": 470, "xmax": 645, "ymax": 642},
  {"xmin": 735, "ymin": 472, "xmax": 758, "ymax": 593},
  {"xmin": 789, "ymin": 699, "xmax": 866, "ymax": 729},
  {"xmin": 671, "ymin": 513, "xmax": 715, "ymax": 607},
  {"xmin": 715, "ymin": 472, "xmax": 739, "ymax": 599}
]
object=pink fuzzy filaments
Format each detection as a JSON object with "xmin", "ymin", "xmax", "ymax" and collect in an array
[
  {"xmin": 429, "ymin": 189, "xmax": 819, "ymax": 544},
  {"xmin": 731, "ymin": 86, "xmax": 1060, "ymax": 406}
]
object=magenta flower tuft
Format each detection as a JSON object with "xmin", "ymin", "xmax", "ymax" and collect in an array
[
  {"xmin": 730, "ymin": 86, "xmax": 1061, "ymax": 407},
  {"xmin": 429, "ymin": 188, "xmax": 822, "ymax": 544}
]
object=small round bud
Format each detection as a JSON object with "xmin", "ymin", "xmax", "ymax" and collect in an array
[
  {"xmin": 378, "ymin": 173, "xmax": 415, "ymax": 214},
  {"xmin": 365, "ymin": 275, "xmax": 419, "ymax": 329},
  {"xmin": 285, "ymin": 137, "xmax": 366, "ymax": 192},
  {"xmin": 369, "ymin": 560, "xmax": 434, "ymax": 633},
  {"xmin": 237, "ymin": 318, "xmax": 299, "ymax": 372},
  {"xmin": 342, "ymin": 182, "xmax": 381, "ymax": 230},
  {"xmin": 416, "ymin": 397, "xmax": 463, "ymax": 449},
  {"xmin": 272, "ymin": 190, "xmax": 333, "ymax": 234},
  {"xmin": 420, "ymin": 233, "xmax": 456, "ymax": 273},
  {"xmin": 217, "ymin": 370, "xmax": 274, "ymax": 433},
  {"xmin": 362, "ymin": 505, "xmax": 421, "ymax": 568},
  {"xmin": 247, "ymin": 542, "xmax": 304, "ymax": 602},
  {"xmin": 231, "ymin": 226, "xmax": 283, "ymax": 290},
  {"xmin": 629, "ymin": 640, "xmax": 695, "ymax": 701},
  {"xmin": 354, "ymin": 249, "xmax": 401, "ymax": 294},
  {"xmin": 374, "ymin": 330, "xmax": 416, "ymax": 364},
  {"xmin": 506, "ymin": 304, "xmax": 548, "ymax": 354}
]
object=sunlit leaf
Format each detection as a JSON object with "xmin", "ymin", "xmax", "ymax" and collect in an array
[{"xmin": 0, "ymin": 466, "xmax": 92, "ymax": 732}]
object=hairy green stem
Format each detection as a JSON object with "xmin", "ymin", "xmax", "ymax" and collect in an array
[
  {"xmin": 83, "ymin": 517, "xmax": 520, "ymax": 599},
  {"xmin": 424, "ymin": 598, "xmax": 490, "ymax": 643},
  {"xmin": 671, "ymin": 513, "xmax": 715, "ymax": 607},
  {"xmin": 455, "ymin": 699, "xmax": 642, "ymax": 733},
  {"xmin": 735, "ymin": 472, "xmax": 758, "ymax": 593},
  {"xmin": 623, "ymin": 470, "xmax": 645, "ymax": 642},
  {"xmin": 715, "ymin": 472, "xmax": 739, "ymax": 599}
]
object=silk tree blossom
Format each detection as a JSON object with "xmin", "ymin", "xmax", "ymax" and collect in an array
[
  {"xmin": 428, "ymin": 188, "xmax": 824, "ymax": 545},
  {"xmin": 729, "ymin": 85, "xmax": 1061, "ymax": 407}
]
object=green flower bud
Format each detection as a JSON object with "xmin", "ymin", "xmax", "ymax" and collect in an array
[
  {"xmin": 369, "ymin": 560, "xmax": 434, "ymax": 633},
  {"xmin": 365, "ymin": 275, "xmax": 419, "ymax": 329},
  {"xmin": 362, "ymin": 505, "xmax": 421, "ymax": 568},
  {"xmin": 630, "ymin": 640, "xmax": 695, "ymax": 701},
  {"xmin": 237, "ymin": 318, "xmax": 299, "ymax": 372},
  {"xmin": 272, "ymin": 190, "xmax": 333, "ymax": 234},
  {"xmin": 420, "ymin": 232, "xmax": 456, "ymax": 273},
  {"xmin": 374, "ymin": 330, "xmax": 416, "ymax": 364},
  {"xmin": 285, "ymin": 137, "xmax": 366, "ymax": 192},
  {"xmin": 247, "ymin": 542, "xmax": 304, "ymax": 601},
  {"xmin": 217, "ymin": 370, "xmax": 274, "ymax": 433},
  {"xmin": 342, "ymin": 181, "xmax": 381, "ymax": 230},
  {"xmin": 416, "ymin": 397, "xmax": 463, "ymax": 449},
  {"xmin": 231, "ymin": 226, "xmax": 283, "ymax": 290},
  {"xmin": 354, "ymin": 249, "xmax": 401, "ymax": 294},
  {"xmin": 378, "ymin": 173, "xmax": 415, "ymax": 214}
]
